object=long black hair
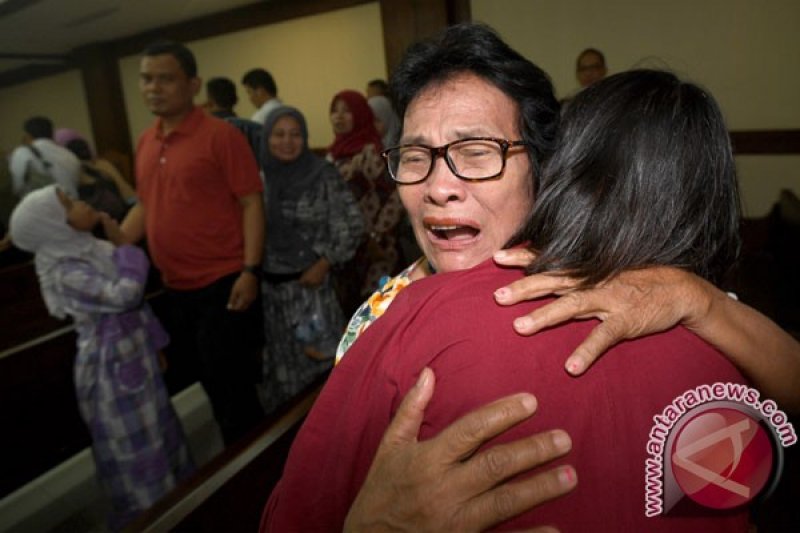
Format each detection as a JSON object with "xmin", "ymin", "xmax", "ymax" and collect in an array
[{"xmin": 519, "ymin": 69, "xmax": 741, "ymax": 285}]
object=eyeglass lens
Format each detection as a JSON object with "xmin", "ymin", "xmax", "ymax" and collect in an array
[{"xmin": 388, "ymin": 139, "xmax": 505, "ymax": 183}]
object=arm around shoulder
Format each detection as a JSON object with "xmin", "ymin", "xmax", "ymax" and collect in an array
[
  {"xmin": 491, "ymin": 252, "xmax": 800, "ymax": 412},
  {"xmin": 683, "ymin": 277, "xmax": 800, "ymax": 413}
]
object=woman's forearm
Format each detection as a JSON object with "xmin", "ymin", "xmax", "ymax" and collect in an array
[{"xmin": 686, "ymin": 278, "xmax": 800, "ymax": 413}]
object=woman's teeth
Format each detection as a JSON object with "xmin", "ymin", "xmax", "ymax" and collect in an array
[{"xmin": 429, "ymin": 225, "xmax": 478, "ymax": 240}]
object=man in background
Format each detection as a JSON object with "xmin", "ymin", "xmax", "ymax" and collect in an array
[
  {"xmin": 365, "ymin": 78, "xmax": 389, "ymax": 99},
  {"xmin": 8, "ymin": 116, "xmax": 80, "ymax": 197},
  {"xmin": 204, "ymin": 76, "xmax": 239, "ymax": 118},
  {"xmin": 241, "ymin": 68, "xmax": 281, "ymax": 124},
  {"xmin": 575, "ymin": 47, "xmax": 607, "ymax": 88},
  {"xmin": 120, "ymin": 41, "xmax": 266, "ymax": 445}
]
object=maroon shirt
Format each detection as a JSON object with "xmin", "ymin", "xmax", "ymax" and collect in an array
[{"xmin": 264, "ymin": 259, "xmax": 749, "ymax": 532}]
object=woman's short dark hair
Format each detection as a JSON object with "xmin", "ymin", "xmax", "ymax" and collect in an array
[
  {"xmin": 521, "ymin": 69, "xmax": 741, "ymax": 285},
  {"xmin": 142, "ymin": 40, "xmax": 197, "ymax": 78},
  {"xmin": 389, "ymin": 23, "xmax": 560, "ymax": 189}
]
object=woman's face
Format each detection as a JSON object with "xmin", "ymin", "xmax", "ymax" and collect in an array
[
  {"xmin": 330, "ymin": 99, "xmax": 354, "ymax": 135},
  {"xmin": 398, "ymin": 73, "xmax": 533, "ymax": 273},
  {"xmin": 269, "ymin": 115, "xmax": 304, "ymax": 162},
  {"xmin": 56, "ymin": 188, "xmax": 99, "ymax": 231}
]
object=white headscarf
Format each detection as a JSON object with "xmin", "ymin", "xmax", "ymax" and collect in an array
[
  {"xmin": 368, "ymin": 95, "xmax": 401, "ymax": 149},
  {"xmin": 9, "ymin": 185, "xmax": 114, "ymax": 318}
]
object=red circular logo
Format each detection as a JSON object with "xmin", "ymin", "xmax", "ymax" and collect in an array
[{"xmin": 670, "ymin": 407, "xmax": 773, "ymax": 509}]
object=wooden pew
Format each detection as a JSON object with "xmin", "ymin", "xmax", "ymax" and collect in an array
[{"xmin": 0, "ymin": 258, "xmax": 175, "ymax": 499}]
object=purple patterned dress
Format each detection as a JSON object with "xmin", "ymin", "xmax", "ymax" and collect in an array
[{"xmin": 55, "ymin": 245, "xmax": 193, "ymax": 530}]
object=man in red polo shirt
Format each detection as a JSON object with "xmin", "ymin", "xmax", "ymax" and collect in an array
[{"xmin": 120, "ymin": 41, "xmax": 265, "ymax": 444}]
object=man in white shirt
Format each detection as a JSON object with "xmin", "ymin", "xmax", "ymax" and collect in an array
[
  {"xmin": 9, "ymin": 116, "xmax": 80, "ymax": 198},
  {"xmin": 241, "ymin": 68, "xmax": 282, "ymax": 125}
]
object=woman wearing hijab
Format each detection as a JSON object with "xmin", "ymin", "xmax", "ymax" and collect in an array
[
  {"xmin": 328, "ymin": 90, "xmax": 405, "ymax": 314},
  {"xmin": 9, "ymin": 185, "xmax": 192, "ymax": 530},
  {"xmin": 259, "ymin": 106, "xmax": 364, "ymax": 415}
]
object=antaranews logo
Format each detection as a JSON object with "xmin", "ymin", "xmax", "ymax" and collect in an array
[{"xmin": 645, "ymin": 382, "xmax": 796, "ymax": 517}]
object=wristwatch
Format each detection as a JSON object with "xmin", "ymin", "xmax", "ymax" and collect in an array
[{"xmin": 242, "ymin": 264, "xmax": 262, "ymax": 278}]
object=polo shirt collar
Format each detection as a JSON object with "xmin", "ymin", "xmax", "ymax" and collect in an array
[{"xmin": 155, "ymin": 106, "xmax": 205, "ymax": 139}]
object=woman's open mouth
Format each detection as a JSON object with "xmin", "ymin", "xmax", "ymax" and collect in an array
[{"xmin": 427, "ymin": 224, "xmax": 479, "ymax": 241}]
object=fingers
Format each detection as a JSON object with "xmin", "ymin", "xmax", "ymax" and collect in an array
[
  {"xmin": 511, "ymin": 292, "xmax": 596, "ymax": 336},
  {"xmin": 227, "ymin": 288, "xmax": 243, "ymax": 311},
  {"xmin": 454, "ymin": 428, "xmax": 572, "ymax": 495},
  {"xmin": 464, "ymin": 463, "xmax": 576, "ymax": 532},
  {"xmin": 564, "ymin": 319, "xmax": 625, "ymax": 375},
  {"xmin": 451, "ymin": 428, "xmax": 575, "ymax": 530},
  {"xmin": 494, "ymin": 274, "xmax": 580, "ymax": 307},
  {"xmin": 493, "ymin": 249, "xmax": 536, "ymax": 267},
  {"xmin": 436, "ymin": 393, "xmax": 538, "ymax": 463},
  {"xmin": 380, "ymin": 368, "xmax": 436, "ymax": 447}
]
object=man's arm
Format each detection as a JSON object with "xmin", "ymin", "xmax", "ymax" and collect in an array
[
  {"xmin": 227, "ymin": 192, "xmax": 264, "ymax": 311},
  {"xmin": 109, "ymin": 202, "xmax": 146, "ymax": 245},
  {"xmin": 345, "ymin": 368, "xmax": 576, "ymax": 532}
]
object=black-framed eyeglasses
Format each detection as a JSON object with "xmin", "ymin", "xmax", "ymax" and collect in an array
[{"xmin": 381, "ymin": 137, "xmax": 528, "ymax": 184}]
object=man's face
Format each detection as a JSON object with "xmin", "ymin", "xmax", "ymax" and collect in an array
[
  {"xmin": 576, "ymin": 52, "xmax": 607, "ymax": 88},
  {"xmin": 139, "ymin": 54, "xmax": 199, "ymax": 119},
  {"xmin": 245, "ymin": 86, "xmax": 268, "ymax": 108},
  {"xmin": 366, "ymin": 84, "xmax": 384, "ymax": 99}
]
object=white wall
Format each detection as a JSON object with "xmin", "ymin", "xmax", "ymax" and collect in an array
[
  {"xmin": 472, "ymin": 0, "xmax": 800, "ymax": 216},
  {"xmin": 120, "ymin": 2, "xmax": 386, "ymax": 150},
  {"xmin": 0, "ymin": 70, "xmax": 93, "ymax": 158}
]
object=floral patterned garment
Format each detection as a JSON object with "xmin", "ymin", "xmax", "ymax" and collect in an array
[{"xmin": 335, "ymin": 257, "xmax": 424, "ymax": 363}]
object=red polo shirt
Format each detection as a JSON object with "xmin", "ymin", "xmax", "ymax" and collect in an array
[{"xmin": 136, "ymin": 107, "xmax": 262, "ymax": 290}]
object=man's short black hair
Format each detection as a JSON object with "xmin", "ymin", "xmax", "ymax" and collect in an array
[
  {"xmin": 23, "ymin": 116, "xmax": 53, "ymax": 139},
  {"xmin": 241, "ymin": 68, "xmax": 277, "ymax": 96},
  {"xmin": 206, "ymin": 77, "xmax": 238, "ymax": 109},
  {"xmin": 367, "ymin": 79, "xmax": 389, "ymax": 95},
  {"xmin": 142, "ymin": 40, "xmax": 198, "ymax": 78}
]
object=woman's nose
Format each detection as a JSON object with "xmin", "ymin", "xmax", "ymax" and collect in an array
[{"xmin": 424, "ymin": 156, "xmax": 465, "ymax": 205}]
